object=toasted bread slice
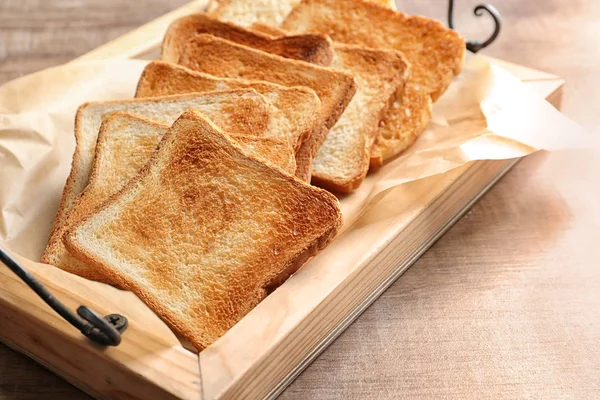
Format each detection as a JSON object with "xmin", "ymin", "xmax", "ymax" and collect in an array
[
  {"xmin": 177, "ymin": 34, "xmax": 357, "ymax": 182},
  {"xmin": 369, "ymin": 83, "xmax": 432, "ymax": 167},
  {"xmin": 282, "ymin": 0, "xmax": 464, "ymax": 100},
  {"xmin": 310, "ymin": 45, "xmax": 409, "ymax": 192},
  {"xmin": 282, "ymin": 0, "xmax": 465, "ymax": 163},
  {"xmin": 60, "ymin": 113, "xmax": 295, "ymax": 281},
  {"xmin": 232, "ymin": 135, "xmax": 295, "ymax": 174},
  {"xmin": 135, "ymin": 61, "xmax": 320, "ymax": 151},
  {"xmin": 162, "ymin": 13, "xmax": 333, "ymax": 66},
  {"xmin": 64, "ymin": 110, "xmax": 343, "ymax": 350},
  {"xmin": 42, "ymin": 89, "xmax": 271, "ymax": 276},
  {"xmin": 208, "ymin": 0, "xmax": 396, "ymax": 26},
  {"xmin": 209, "ymin": 22, "xmax": 408, "ymax": 189}
]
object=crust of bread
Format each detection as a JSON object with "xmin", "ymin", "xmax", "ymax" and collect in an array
[
  {"xmin": 42, "ymin": 89, "xmax": 271, "ymax": 278},
  {"xmin": 177, "ymin": 34, "xmax": 357, "ymax": 182},
  {"xmin": 250, "ymin": 22, "xmax": 288, "ymax": 37},
  {"xmin": 56, "ymin": 114, "xmax": 169, "ymax": 282},
  {"xmin": 135, "ymin": 60, "xmax": 321, "ymax": 152},
  {"xmin": 64, "ymin": 110, "xmax": 342, "ymax": 349},
  {"xmin": 161, "ymin": 13, "xmax": 334, "ymax": 66}
]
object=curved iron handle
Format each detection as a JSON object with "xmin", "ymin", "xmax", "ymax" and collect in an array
[
  {"xmin": 0, "ymin": 246, "xmax": 127, "ymax": 346},
  {"xmin": 448, "ymin": 0, "xmax": 502, "ymax": 53}
]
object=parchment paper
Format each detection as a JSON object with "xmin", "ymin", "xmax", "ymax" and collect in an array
[{"xmin": 0, "ymin": 55, "xmax": 592, "ymax": 261}]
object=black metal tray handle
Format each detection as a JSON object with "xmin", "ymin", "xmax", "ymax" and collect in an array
[{"xmin": 0, "ymin": 246, "xmax": 127, "ymax": 346}]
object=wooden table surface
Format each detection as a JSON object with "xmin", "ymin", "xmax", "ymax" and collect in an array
[{"xmin": 1, "ymin": 0, "xmax": 599, "ymax": 399}]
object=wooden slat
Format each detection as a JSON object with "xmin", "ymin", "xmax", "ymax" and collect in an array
[{"xmin": 74, "ymin": 0, "xmax": 209, "ymax": 62}]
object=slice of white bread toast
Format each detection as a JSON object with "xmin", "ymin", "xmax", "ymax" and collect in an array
[
  {"xmin": 135, "ymin": 61, "xmax": 321, "ymax": 152},
  {"xmin": 281, "ymin": 0, "xmax": 465, "ymax": 164},
  {"xmin": 370, "ymin": 83, "xmax": 432, "ymax": 167},
  {"xmin": 184, "ymin": 23, "xmax": 408, "ymax": 191},
  {"xmin": 245, "ymin": 21, "xmax": 425, "ymax": 170},
  {"xmin": 64, "ymin": 110, "xmax": 343, "ymax": 350},
  {"xmin": 310, "ymin": 45, "xmax": 409, "ymax": 192},
  {"xmin": 177, "ymin": 34, "xmax": 357, "ymax": 182},
  {"xmin": 208, "ymin": 0, "xmax": 396, "ymax": 27},
  {"xmin": 61, "ymin": 113, "xmax": 295, "ymax": 282},
  {"xmin": 42, "ymin": 89, "xmax": 271, "ymax": 276},
  {"xmin": 162, "ymin": 13, "xmax": 333, "ymax": 66}
]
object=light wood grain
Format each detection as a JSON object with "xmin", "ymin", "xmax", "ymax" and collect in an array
[
  {"xmin": 0, "ymin": 255, "xmax": 201, "ymax": 400},
  {"xmin": 0, "ymin": 1, "xmax": 599, "ymax": 400}
]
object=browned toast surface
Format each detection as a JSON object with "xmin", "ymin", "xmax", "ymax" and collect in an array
[
  {"xmin": 282, "ymin": 0, "xmax": 465, "ymax": 163},
  {"xmin": 282, "ymin": 0, "xmax": 464, "ymax": 100},
  {"xmin": 177, "ymin": 34, "xmax": 357, "ymax": 181},
  {"xmin": 310, "ymin": 44, "xmax": 409, "ymax": 192},
  {"xmin": 370, "ymin": 83, "xmax": 432, "ymax": 167},
  {"xmin": 135, "ymin": 61, "xmax": 321, "ymax": 152},
  {"xmin": 162, "ymin": 13, "xmax": 334, "ymax": 66},
  {"xmin": 250, "ymin": 22, "xmax": 289, "ymax": 37},
  {"xmin": 64, "ymin": 110, "xmax": 343, "ymax": 350},
  {"xmin": 60, "ymin": 112, "xmax": 296, "ymax": 282},
  {"xmin": 42, "ymin": 90, "xmax": 271, "ymax": 278}
]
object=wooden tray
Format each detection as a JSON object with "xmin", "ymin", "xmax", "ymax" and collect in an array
[{"xmin": 0, "ymin": 1, "xmax": 565, "ymax": 399}]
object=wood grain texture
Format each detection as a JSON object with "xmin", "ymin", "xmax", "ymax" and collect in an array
[{"xmin": 0, "ymin": 1, "xmax": 598, "ymax": 400}]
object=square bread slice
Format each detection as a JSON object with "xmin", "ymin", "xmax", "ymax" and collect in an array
[
  {"xmin": 245, "ymin": 19, "xmax": 428, "ymax": 168},
  {"xmin": 369, "ymin": 83, "xmax": 432, "ymax": 167},
  {"xmin": 135, "ymin": 60, "xmax": 321, "ymax": 152},
  {"xmin": 64, "ymin": 110, "xmax": 343, "ymax": 350},
  {"xmin": 281, "ymin": 0, "xmax": 465, "ymax": 164},
  {"xmin": 42, "ymin": 89, "xmax": 271, "ymax": 276},
  {"xmin": 208, "ymin": 0, "xmax": 396, "ymax": 27},
  {"xmin": 310, "ymin": 44, "xmax": 409, "ymax": 192},
  {"xmin": 161, "ymin": 13, "xmax": 333, "ymax": 66},
  {"xmin": 177, "ymin": 34, "xmax": 357, "ymax": 182},
  {"xmin": 61, "ymin": 113, "xmax": 295, "ymax": 282}
]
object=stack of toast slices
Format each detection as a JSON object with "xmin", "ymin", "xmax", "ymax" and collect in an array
[{"xmin": 42, "ymin": 0, "xmax": 465, "ymax": 350}]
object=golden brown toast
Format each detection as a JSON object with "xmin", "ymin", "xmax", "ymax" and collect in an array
[
  {"xmin": 64, "ymin": 110, "xmax": 343, "ymax": 350},
  {"xmin": 135, "ymin": 61, "xmax": 321, "ymax": 152},
  {"xmin": 311, "ymin": 44, "xmax": 409, "ymax": 192},
  {"xmin": 42, "ymin": 89, "xmax": 271, "ymax": 278},
  {"xmin": 369, "ymin": 83, "xmax": 432, "ymax": 167},
  {"xmin": 281, "ymin": 0, "xmax": 465, "ymax": 164},
  {"xmin": 161, "ymin": 13, "xmax": 333, "ymax": 66},
  {"xmin": 60, "ymin": 113, "xmax": 295, "ymax": 282},
  {"xmin": 208, "ymin": 0, "xmax": 396, "ymax": 27},
  {"xmin": 250, "ymin": 22, "xmax": 289, "ymax": 36},
  {"xmin": 177, "ymin": 34, "xmax": 357, "ymax": 182},
  {"xmin": 194, "ymin": 21, "xmax": 408, "ymax": 190}
]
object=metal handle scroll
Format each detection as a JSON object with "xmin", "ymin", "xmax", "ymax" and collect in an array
[
  {"xmin": 0, "ymin": 246, "xmax": 127, "ymax": 346},
  {"xmin": 448, "ymin": 0, "xmax": 502, "ymax": 53}
]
